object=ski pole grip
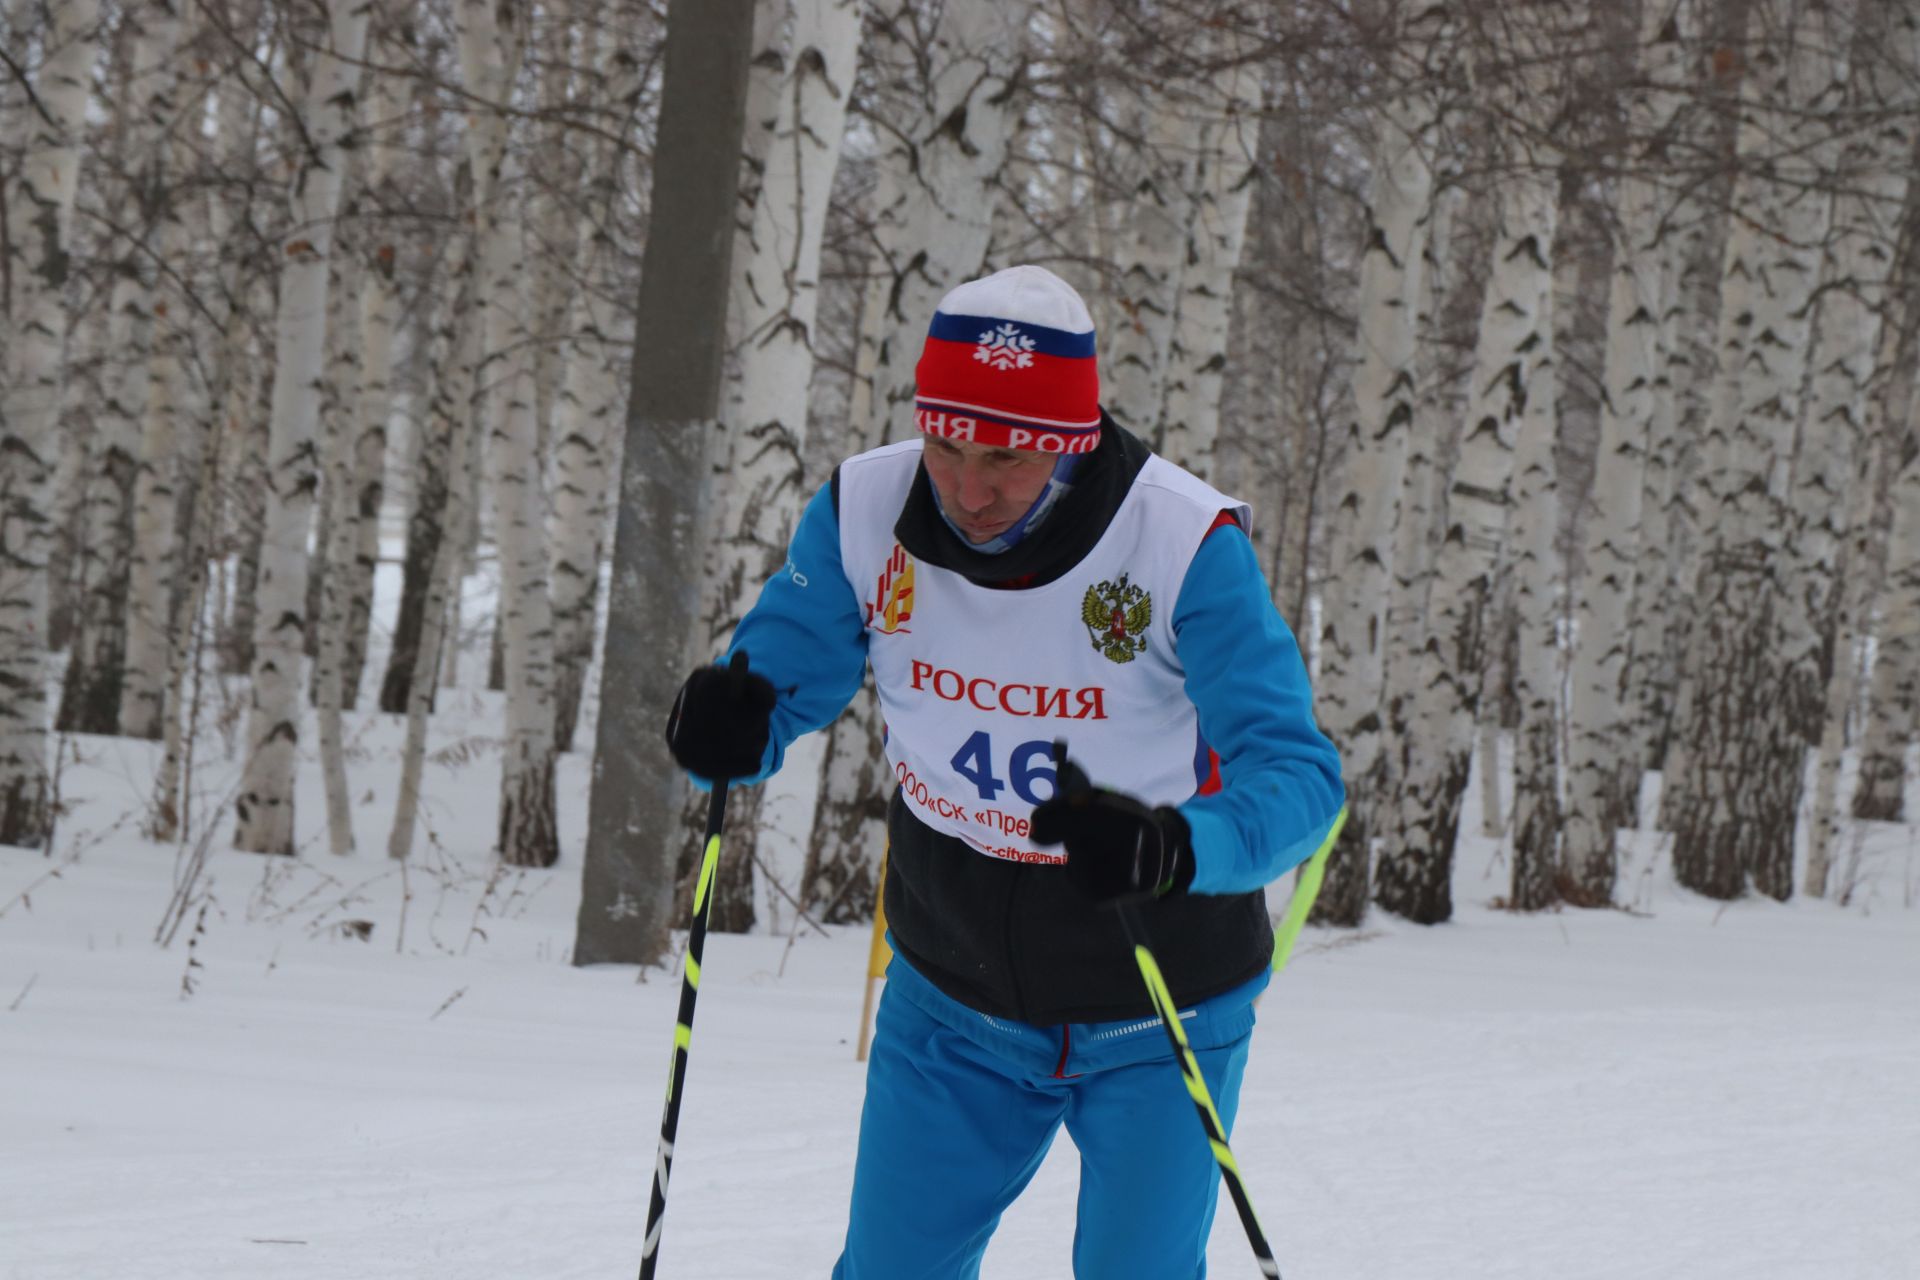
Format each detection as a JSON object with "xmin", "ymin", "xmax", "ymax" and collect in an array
[{"xmin": 727, "ymin": 648, "xmax": 750, "ymax": 696}]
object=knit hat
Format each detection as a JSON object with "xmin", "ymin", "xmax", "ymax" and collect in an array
[{"xmin": 913, "ymin": 265, "xmax": 1101, "ymax": 454}]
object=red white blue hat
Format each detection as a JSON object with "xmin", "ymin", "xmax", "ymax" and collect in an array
[{"xmin": 913, "ymin": 265, "xmax": 1101, "ymax": 454}]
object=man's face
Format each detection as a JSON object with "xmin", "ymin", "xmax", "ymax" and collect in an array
[{"xmin": 921, "ymin": 436, "xmax": 1059, "ymax": 544}]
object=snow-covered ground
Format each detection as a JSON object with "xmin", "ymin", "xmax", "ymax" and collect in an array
[{"xmin": 3, "ymin": 569, "xmax": 1918, "ymax": 1279}]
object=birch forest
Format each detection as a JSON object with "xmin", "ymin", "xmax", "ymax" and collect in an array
[{"xmin": 4, "ymin": 0, "xmax": 1918, "ymax": 967}]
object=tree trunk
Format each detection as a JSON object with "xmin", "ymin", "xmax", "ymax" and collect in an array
[
  {"xmin": 380, "ymin": 206, "xmax": 475, "ymax": 715},
  {"xmin": 233, "ymin": 0, "xmax": 371, "ymax": 855},
  {"xmin": 119, "ymin": 139, "xmax": 192, "ymax": 740},
  {"xmin": 1670, "ymin": 0, "xmax": 1850, "ymax": 902},
  {"xmin": 1803, "ymin": 9, "xmax": 1920, "ymax": 890},
  {"xmin": 59, "ymin": 0, "xmax": 184, "ymax": 736},
  {"xmin": 1504, "ymin": 262, "xmax": 1564, "ymax": 912},
  {"xmin": 457, "ymin": 0, "xmax": 558, "ymax": 870},
  {"xmin": 550, "ymin": 29, "xmax": 647, "ymax": 755},
  {"xmin": 1156, "ymin": 43, "xmax": 1263, "ymax": 480},
  {"xmin": 1102, "ymin": 88, "xmax": 1199, "ymax": 439},
  {"xmin": 575, "ymin": 0, "xmax": 756, "ymax": 967},
  {"xmin": 1310, "ymin": 4, "xmax": 1451, "ymax": 926},
  {"xmin": 692, "ymin": 0, "xmax": 862, "ymax": 932},
  {"xmin": 1561, "ymin": 0, "xmax": 1695, "ymax": 900},
  {"xmin": 1853, "ymin": 419, "xmax": 1920, "ymax": 823},
  {"xmin": 1382, "ymin": 129, "xmax": 1559, "ymax": 925},
  {"xmin": 339, "ymin": 1, "xmax": 409, "ymax": 713},
  {"xmin": 0, "ymin": 0, "xmax": 100, "ymax": 847},
  {"xmin": 389, "ymin": 324, "xmax": 482, "ymax": 862}
]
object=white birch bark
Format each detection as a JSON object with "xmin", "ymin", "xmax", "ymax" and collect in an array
[
  {"xmin": 1852, "ymin": 430, "xmax": 1920, "ymax": 825},
  {"xmin": 1310, "ymin": 2, "xmax": 1450, "ymax": 925},
  {"xmin": 856, "ymin": 0, "xmax": 1038, "ymax": 450},
  {"xmin": 1156, "ymin": 47, "xmax": 1263, "ymax": 480},
  {"xmin": 457, "ymin": 0, "xmax": 558, "ymax": 868},
  {"xmin": 1505, "ymin": 273, "xmax": 1563, "ymax": 912},
  {"xmin": 549, "ymin": 30, "xmax": 643, "ymax": 756},
  {"xmin": 1802, "ymin": 8, "xmax": 1920, "ymax": 891},
  {"xmin": 117, "ymin": 209, "xmax": 188, "ymax": 739},
  {"xmin": 1102, "ymin": 93, "xmax": 1199, "ymax": 440},
  {"xmin": 526, "ymin": 4, "xmax": 579, "ymax": 468},
  {"xmin": 1381, "ymin": 0, "xmax": 1565, "ymax": 923},
  {"xmin": 148, "ymin": 305, "xmax": 248, "ymax": 844},
  {"xmin": 60, "ymin": 0, "xmax": 184, "ymax": 735},
  {"xmin": 381, "ymin": 211, "xmax": 476, "ymax": 713},
  {"xmin": 1670, "ymin": 0, "xmax": 1850, "ymax": 901},
  {"xmin": 338, "ymin": 0, "xmax": 408, "ymax": 711},
  {"xmin": 1380, "ymin": 173, "xmax": 1465, "ymax": 857},
  {"xmin": 233, "ymin": 0, "xmax": 371, "ymax": 855},
  {"xmin": 389, "ymin": 316, "xmax": 482, "ymax": 862},
  {"xmin": 698, "ymin": 0, "xmax": 862, "ymax": 934},
  {"xmin": 0, "ymin": 0, "xmax": 99, "ymax": 846},
  {"xmin": 1640, "ymin": 189, "xmax": 1718, "ymax": 817},
  {"xmin": 313, "ymin": 247, "xmax": 364, "ymax": 857},
  {"xmin": 1385, "ymin": 179, "xmax": 1466, "ymax": 713},
  {"xmin": 388, "ymin": 242, "xmax": 480, "ymax": 861},
  {"xmin": 1561, "ymin": 0, "xmax": 1696, "ymax": 900}
]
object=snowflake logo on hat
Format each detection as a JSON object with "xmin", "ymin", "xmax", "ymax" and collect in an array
[{"xmin": 973, "ymin": 323, "xmax": 1036, "ymax": 371}]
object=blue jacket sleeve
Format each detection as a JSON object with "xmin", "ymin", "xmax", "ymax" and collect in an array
[
  {"xmin": 706, "ymin": 481, "xmax": 869, "ymax": 785},
  {"xmin": 1171, "ymin": 524, "xmax": 1346, "ymax": 894}
]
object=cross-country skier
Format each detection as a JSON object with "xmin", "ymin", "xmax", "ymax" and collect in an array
[{"xmin": 665, "ymin": 264, "xmax": 1345, "ymax": 1279}]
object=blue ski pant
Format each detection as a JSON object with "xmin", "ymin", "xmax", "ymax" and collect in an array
[{"xmin": 831, "ymin": 977, "xmax": 1251, "ymax": 1280}]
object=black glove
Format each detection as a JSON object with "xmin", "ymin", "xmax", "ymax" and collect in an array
[
  {"xmin": 664, "ymin": 651, "xmax": 776, "ymax": 781},
  {"xmin": 1030, "ymin": 742, "xmax": 1195, "ymax": 907}
]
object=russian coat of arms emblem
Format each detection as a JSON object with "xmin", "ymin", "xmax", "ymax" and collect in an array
[{"xmin": 1082, "ymin": 574, "xmax": 1151, "ymax": 663}]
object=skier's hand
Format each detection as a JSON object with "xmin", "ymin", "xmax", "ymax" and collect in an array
[
  {"xmin": 664, "ymin": 651, "xmax": 776, "ymax": 782},
  {"xmin": 1030, "ymin": 742, "xmax": 1194, "ymax": 906}
]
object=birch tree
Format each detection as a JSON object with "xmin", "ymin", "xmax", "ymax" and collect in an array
[
  {"xmin": 1559, "ymin": 0, "xmax": 1696, "ymax": 902},
  {"xmin": 1380, "ymin": 1, "xmax": 1571, "ymax": 924},
  {"xmin": 549, "ymin": 30, "xmax": 644, "ymax": 755},
  {"xmin": 1851, "ymin": 427, "xmax": 1920, "ymax": 825},
  {"xmin": 457, "ymin": 0, "xmax": 561, "ymax": 869},
  {"xmin": 690, "ymin": 0, "xmax": 862, "ymax": 932},
  {"xmin": 1101, "ymin": 83, "xmax": 1200, "ymax": 438},
  {"xmin": 233, "ymin": 0, "xmax": 371, "ymax": 854},
  {"xmin": 1311, "ymin": 1, "xmax": 1451, "ymax": 926},
  {"xmin": 1155, "ymin": 40, "xmax": 1263, "ymax": 480},
  {"xmin": 0, "ymin": 0, "xmax": 100, "ymax": 847},
  {"xmin": 337, "ymin": 0, "xmax": 410, "ymax": 711},
  {"xmin": 118, "ymin": 130, "xmax": 194, "ymax": 740},
  {"xmin": 1801, "ymin": 8, "xmax": 1920, "ymax": 892},
  {"xmin": 59, "ymin": 0, "xmax": 185, "ymax": 735},
  {"xmin": 1670, "ymin": 0, "xmax": 1850, "ymax": 901},
  {"xmin": 389, "ymin": 266, "xmax": 482, "ymax": 862},
  {"xmin": 1504, "ymin": 276, "xmax": 1563, "ymax": 911}
]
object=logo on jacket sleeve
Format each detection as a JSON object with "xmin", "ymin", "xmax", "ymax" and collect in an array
[
  {"xmin": 1082, "ymin": 574, "xmax": 1150, "ymax": 663},
  {"xmin": 865, "ymin": 543, "xmax": 915, "ymax": 634}
]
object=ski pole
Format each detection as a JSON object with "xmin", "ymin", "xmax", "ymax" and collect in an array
[
  {"xmin": 1116, "ymin": 899, "xmax": 1284, "ymax": 1279},
  {"xmin": 639, "ymin": 651, "xmax": 747, "ymax": 1280},
  {"xmin": 1044, "ymin": 741, "xmax": 1284, "ymax": 1276}
]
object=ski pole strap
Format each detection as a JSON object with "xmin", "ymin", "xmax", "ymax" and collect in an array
[
  {"xmin": 1120, "ymin": 906, "xmax": 1283, "ymax": 1279},
  {"xmin": 1271, "ymin": 805, "xmax": 1348, "ymax": 975}
]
